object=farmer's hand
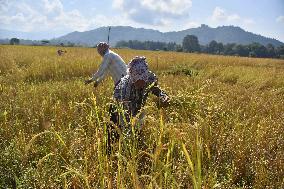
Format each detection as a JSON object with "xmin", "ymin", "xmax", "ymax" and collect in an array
[
  {"xmin": 159, "ymin": 95, "xmax": 170, "ymax": 107},
  {"xmin": 93, "ymin": 81, "xmax": 99, "ymax": 88},
  {"xmin": 84, "ymin": 79, "xmax": 93, "ymax": 85}
]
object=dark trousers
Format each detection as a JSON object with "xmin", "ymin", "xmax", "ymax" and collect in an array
[{"xmin": 107, "ymin": 104, "xmax": 120, "ymax": 155}]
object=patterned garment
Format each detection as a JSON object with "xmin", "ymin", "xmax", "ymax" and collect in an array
[
  {"xmin": 127, "ymin": 56, "xmax": 149, "ymax": 83},
  {"xmin": 114, "ymin": 71, "xmax": 168, "ymax": 117}
]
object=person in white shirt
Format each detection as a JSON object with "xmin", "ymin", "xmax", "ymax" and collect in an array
[{"xmin": 85, "ymin": 42, "xmax": 127, "ymax": 87}]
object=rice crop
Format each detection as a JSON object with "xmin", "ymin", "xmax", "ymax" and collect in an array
[{"xmin": 0, "ymin": 45, "xmax": 283, "ymax": 188}]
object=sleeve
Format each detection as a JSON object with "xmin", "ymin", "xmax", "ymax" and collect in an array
[
  {"xmin": 91, "ymin": 55, "xmax": 111, "ymax": 84},
  {"xmin": 113, "ymin": 76, "xmax": 128, "ymax": 101},
  {"xmin": 151, "ymin": 86, "xmax": 168, "ymax": 99},
  {"xmin": 113, "ymin": 83, "xmax": 123, "ymax": 101},
  {"xmin": 147, "ymin": 72, "xmax": 168, "ymax": 99}
]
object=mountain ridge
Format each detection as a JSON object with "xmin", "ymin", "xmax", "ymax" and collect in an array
[
  {"xmin": 54, "ymin": 25, "xmax": 283, "ymax": 47},
  {"xmin": 1, "ymin": 25, "xmax": 283, "ymax": 47}
]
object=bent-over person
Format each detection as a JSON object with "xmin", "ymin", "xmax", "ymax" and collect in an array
[
  {"xmin": 107, "ymin": 56, "xmax": 170, "ymax": 154},
  {"xmin": 85, "ymin": 42, "xmax": 127, "ymax": 88}
]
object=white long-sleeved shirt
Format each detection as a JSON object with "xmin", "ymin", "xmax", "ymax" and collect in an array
[{"xmin": 92, "ymin": 49, "xmax": 127, "ymax": 85}]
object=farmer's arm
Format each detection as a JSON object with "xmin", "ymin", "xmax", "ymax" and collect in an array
[
  {"xmin": 151, "ymin": 84, "xmax": 169, "ymax": 104},
  {"xmin": 148, "ymin": 72, "xmax": 170, "ymax": 104},
  {"xmin": 151, "ymin": 85, "xmax": 168, "ymax": 98},
  {"xmin": 92, "ymin": 55, "xmax": 111, "ymax": 84},
  {"xmin": 147, "ymin": 72, "xmax": 163, "ymax": 96}
]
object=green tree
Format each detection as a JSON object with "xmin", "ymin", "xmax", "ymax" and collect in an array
[
  {"xmin": 276, "ymin": 45, "xmax": 284, "ymax": 58},
  {"xmin": 224, "ymin": 43, "xmax": 236, "ymax": 55},
  {"xmin": 266, "ymin": 44, "xmax": 276, "ymax": 58},
  {"xmin": 175, "ymin": 44, "xmax": 183, "ymax": 52},
  {"xmin": 207, "ymin": 40, "xmax": 224, "ymax": 54},
  {"xmin": 207, "ymin": 40, "xmax": 218, "ymax": 54},
  {"xmin": 9, "ymin": 38, "xmax": 20, "ymax": 45},
  {"xmin": 248, "ymin": 43, "xmax": 267, "ymax": 58},
  {"xmin": 41, "ymin": 40, "xmax": 50, "ymax": 45},
  {"xmin": 217, "ymin": 42, "xmax": 224, "ymax": 54},
  {"xmin": 182, "ymin": 35, "xmax": 200, "ymax": 53},
  {"xmin": 233, "ymin": 44, "xmax": 249, "ymax": 57}
]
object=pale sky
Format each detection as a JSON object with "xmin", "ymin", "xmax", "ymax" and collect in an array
[{"xmin": 0, "ymin": 0, "xmax": 284, "ymax": 41}]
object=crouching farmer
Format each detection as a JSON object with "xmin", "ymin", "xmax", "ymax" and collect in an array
[{"xmin": 107, "ymin": 56, "xmax": 170, "ymax": 154}]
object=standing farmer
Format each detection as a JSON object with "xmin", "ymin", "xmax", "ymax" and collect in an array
[{"xmin": 85, "ymin": 42, "xmax": 127, "ymax": 87}]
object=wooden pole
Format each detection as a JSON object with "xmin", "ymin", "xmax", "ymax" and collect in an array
[{"xmin": 107, "ymin": 27, "xmax": 111, "ymax": 44}]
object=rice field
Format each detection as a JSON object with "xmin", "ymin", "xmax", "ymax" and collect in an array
[{"xmin": 0, "ymin": 45, "xmax": 284, "ymax": 188}]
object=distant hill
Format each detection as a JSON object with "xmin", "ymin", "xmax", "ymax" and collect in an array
[{"xmin": 54, "ymin": 25, "xmax": 283, "ymax": 47}]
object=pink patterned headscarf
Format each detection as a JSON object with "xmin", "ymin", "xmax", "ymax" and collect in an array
[{"xmin": 128, "ymin": 56, "xmax": 149, "ymax": 83}]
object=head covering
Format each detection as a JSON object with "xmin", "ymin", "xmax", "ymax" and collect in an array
[
  {"xmin": 128, "ymin": 56, "xmax": 149, "ymax": 83},
  {"xmin": 97, "ymin": 42, "xmax": 109, "ymax": 54}
]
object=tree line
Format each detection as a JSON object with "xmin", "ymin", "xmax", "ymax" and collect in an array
[
  {"xmin": 5, "ymin": 38, "xmax": 84, "ymax": 47},
  {"xmin": 116, "ymin": 40, "xmax": 180, "ymax": 52},
  {"xmin": 116, "ymin": 36, "xmax": 284, "ymax": 59},
  {"xmin": 6, "ymin": 36, "xmax": 284, "ymax": 59}
]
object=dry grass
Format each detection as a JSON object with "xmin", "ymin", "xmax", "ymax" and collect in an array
[{"xmin": 0, "ymin": 45, "xmax": 284, "ymax": 188}]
